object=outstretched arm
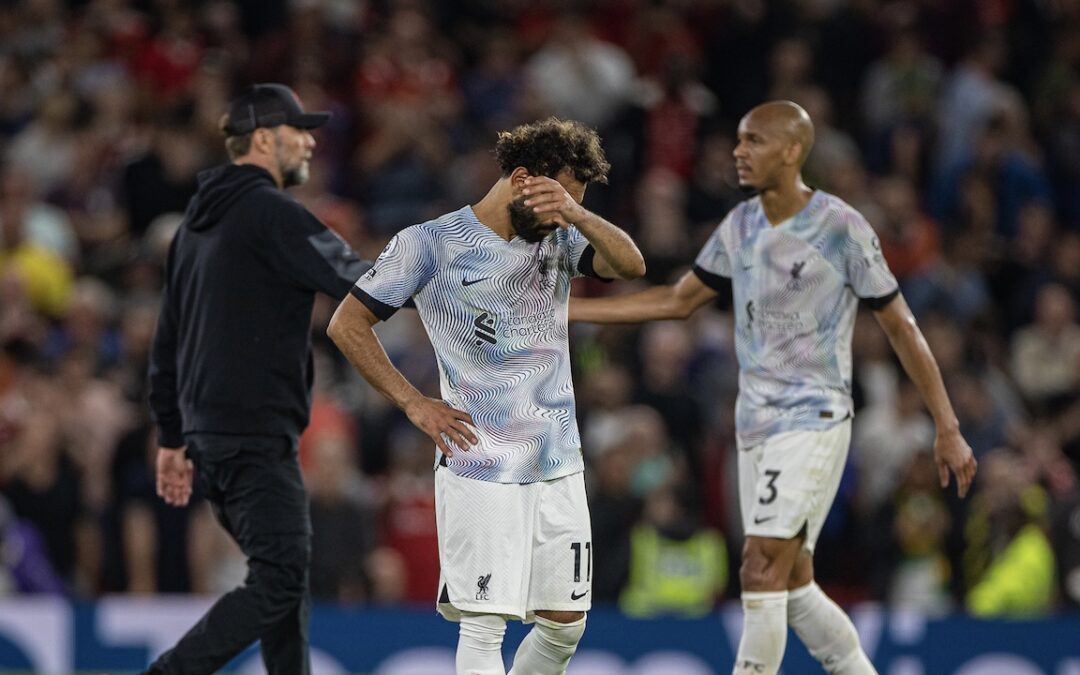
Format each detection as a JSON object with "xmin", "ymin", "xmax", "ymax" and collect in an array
[
  {"xmin": 569, "ymin": 269, "xmax": 718, "ymax": 324},
  {"xmin": 327, "ymin": 294, "xmax": 478, "ymax": 456},
  {"xmin": 873, "ymin": 293, "xmax": 978, "ymax": 497}
]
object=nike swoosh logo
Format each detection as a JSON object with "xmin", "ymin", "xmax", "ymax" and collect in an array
[
  {"xmin": 753, "ymin": 516, "xmax": 776, "ymax": 524},
  {"xmin": 462, "ymin": 277, "xmax": 489, "ymax": 286},
  {"xmin": 570, "ymin": 590, "xmax": 589, "ymax": 600}
]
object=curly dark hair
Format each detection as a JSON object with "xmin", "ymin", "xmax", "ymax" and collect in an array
[{"xmin": 494, "ymin": 117, "xmax": 610, "ymax": 184}]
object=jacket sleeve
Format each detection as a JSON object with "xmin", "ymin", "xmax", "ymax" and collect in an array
[
  {"xmin": 147, "ymin": 238, "xmax": 185, "ymax": 449},
  {"xmin": 265, "ymin": 198, "xmax": 372, "ymax": 299}
]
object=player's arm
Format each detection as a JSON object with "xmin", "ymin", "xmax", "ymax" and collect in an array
[
  {"xmin": 567, "ymin": 208, "xmax": 645, "ymax": 280},
  {"xmin": 570, "ymin": 269, "xmax": 718, "ymax": 323},
  {"xmin": 872, "ymin": 292, "xmax": 978, "ymax": 497},
  {"xmin": 267, "ymin": 201, "xmax": 371, "ymax": 300},
  {"xmin": 327, "ymin": 294, "xmax": 477, "ymax": 456},
  {"xmin": 522, "ymin": 176, "xmax": 645, "ymax": 279}
]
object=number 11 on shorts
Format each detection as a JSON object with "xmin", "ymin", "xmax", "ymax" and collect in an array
[{"xmin": 571, "ymin": 541, "xmax": 592, "ymax": 582}]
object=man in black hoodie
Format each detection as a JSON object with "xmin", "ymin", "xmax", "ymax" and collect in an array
[{"xmin": 146, "ymin": 84, "xmax": 369, "ymax": 675}]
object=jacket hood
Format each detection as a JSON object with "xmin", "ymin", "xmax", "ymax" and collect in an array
[{"xmin": 185, "ymin": 164, "xmax": 276, "ymax": 232}]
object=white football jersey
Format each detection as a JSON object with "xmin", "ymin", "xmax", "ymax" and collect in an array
[
  {"xmin": 354, "ymin": 206, "xmax": 598, "ymax": 483},
  {"xmin": 694, "ymin": 190, "xmax": 899, "ymax": 446}
]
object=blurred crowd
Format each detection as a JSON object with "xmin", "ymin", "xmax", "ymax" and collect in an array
[{"xmin": 1, "ymin": 0, "xmax": 1080, "ymax": 620}]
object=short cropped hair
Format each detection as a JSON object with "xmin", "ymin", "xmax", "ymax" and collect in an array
[
  {"xmin": 219, "ymin": 113, "xmax": 253, "ymax": 160},
  {"xmin": 494, "ymin": 117, "xmax": 610, "ymax": 184}
]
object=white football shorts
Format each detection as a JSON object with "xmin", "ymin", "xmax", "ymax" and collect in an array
[
  {"xmin": 435, "ymin": 467, "xmax": 593, "ymax": 622},
  {"xmin": 737, "ymin": 420, "xmax": 851, "ymax": 553}
]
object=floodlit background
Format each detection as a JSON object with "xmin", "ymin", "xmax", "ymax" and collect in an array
[{"xmin": 0, "ymin": 0, "xmax": 1079, "ymax": 672}]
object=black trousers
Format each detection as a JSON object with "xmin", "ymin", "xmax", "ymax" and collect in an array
[{"xmin": 146, "ymin": 434, "xmax": 312, "ymax": 675}]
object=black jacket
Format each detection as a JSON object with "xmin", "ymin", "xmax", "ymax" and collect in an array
[{"xmin": 148, "ymin": 164, "xmax": 369, "ymax": 448}]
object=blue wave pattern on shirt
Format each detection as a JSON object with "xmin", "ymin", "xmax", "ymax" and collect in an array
[
  {"xmin": 354, "ymin": 206, "xmax": 587, "ymax": 483},
  {"xmin": 695, "ymin": 191, "xmax": 899, "ymax": 446}
]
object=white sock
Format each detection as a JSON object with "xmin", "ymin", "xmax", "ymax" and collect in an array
[
  {"xmin": 457, "ymin": 613, "xmax": 507, "ymax": 675},
  {"xmin": 507, "ymin": 615, "xmax": 586, "ymax": 675},
  {"xmin": 788, "ymin": 582, "xmax": 877, "ymax": 674},
  {"xmin": 733, "ymin": 591, "xmax": 788, "ymax": 675}
]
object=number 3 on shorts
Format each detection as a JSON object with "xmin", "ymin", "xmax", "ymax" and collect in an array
[{"xmin": 758, "ymin": 469, "xmax": 781, "ymax": 505}]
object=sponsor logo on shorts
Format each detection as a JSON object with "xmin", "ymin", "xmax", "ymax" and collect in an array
[
  {"xmin": 753, "ymin": 515, "xmax": 776, "ymax": 525},
  {"xmin": 475, "ymin": 573, "xmax": 491, "ymax": 601},
  {"xmin": 571, "ymin": 590, "xmax": 589, "ymax": 600}
]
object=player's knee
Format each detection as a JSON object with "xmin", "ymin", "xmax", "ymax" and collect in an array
[
  {"xmin": 740, "ymin": 548, "xmax": 784, "ymax": 591},
  {"xmin": 533, "ymin": 613, "xmax": 587, "ymax": 649},
  {"xmin": 458, "ymin": 613, "xmax": 507, "ymax": 652}
]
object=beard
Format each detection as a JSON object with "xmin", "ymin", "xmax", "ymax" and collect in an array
[
  {"xmin": 273, "ymin": 133, "xmax": 310, "ymax": 188},
  {"xmin": 280, "ymin": 158, "xmax": 309, "ymax": 188},
  {"xmin": 507, "ymin": 196, "xmax": 556, "ymax": 243}
]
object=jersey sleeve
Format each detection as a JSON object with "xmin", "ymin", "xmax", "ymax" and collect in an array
[
  {"xmin": 845, "ymin": 211, "xmax": 899, "ymax": 302},
  {"xmin": 692, "ymin": 214, "xmax": 733, "ymax": 290},
  {"xmin": 351, "ymin": 226, "xmax": 436, "ymax": 320},
  {"xmin": 264, "ymin": 197, "xmax": 371, "ymax": 300}
]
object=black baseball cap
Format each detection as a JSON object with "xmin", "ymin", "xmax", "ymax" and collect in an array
[{"xmin": 223, "ymin": 83, "xmax": 331, "ymax": 136}]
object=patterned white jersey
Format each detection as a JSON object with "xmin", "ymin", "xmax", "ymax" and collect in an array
[
  {"xmin": 693, "ymin": 190, "xmax": 899, "ymax": 447},
  {"xmin": 353, "ymin": 206, "xmax": 599, "ymax": 484}
]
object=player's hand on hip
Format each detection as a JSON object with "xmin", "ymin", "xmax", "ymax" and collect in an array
[
  {"xmin": 934, "ymin": 428, "xmax": 977, "ymax": 498},
  {"xmin": 522, "ymin": 176, "xmax": 585, "ymax": 229},
  {"xmin": 156, "ymin": 446, "xmax": 194, "ymax": 507},
  {"xmin": 404, "ymin": 397, "xmax": 478, "ymax": 457}
]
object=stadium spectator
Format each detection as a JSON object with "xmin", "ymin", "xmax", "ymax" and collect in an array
[
  {"xmin": 872, "ymin": 175, "xmax": 941, "ymax": 282},
  {"xmin": 525, "ymin": 12, "xmax": 636, "ymax": 131},
  {"xmin": 1045, "ymin": 81, "xmax": 1080, "ymax": 228},
  {"xmin": 684, "ymin": 130, "xmax": 744, "ymax": 236},
  {"xmin": 120, "ymin": 103, "xmax": 208, "ymax": 239},
  {"xmin": 306, "ymin": 427, "xmax": 378, "ymax": 603},
  {"xmin": 932, "ymin": 113, "xmax": 1053, "ymax": 239},
  {"xmin": 377, "ymin": 428, "xmax": 440, "ymax": 605},
  {"xmin": 854, "ymin": 378, "xmax": 936, "ymax": 515},
  {"xmin": 1052, "ymin": 489, "xmax": 1080, "ymax": 609},
  {"xmin": 352, "ymin": 3, "xmax": 459, "ymax": 234},
  {"xmin": 1, "ymin": 392, "xmax": 89, "ymax": 591},
  {"xmin": 860, "ymin": 28, "xmax": 942, "ymax": 148},
  {"xmin": 586, "ymin": 410, "xmax": 643, "ymax": 604},
  {"xmin": 0, "ymin": 166, "xmax": 78, "ymax": 263},
  {"xmin": 0, "ymin": 493, "xmax": 66, "ymax": 594},
  {"xmin": 878, "ymin": 451, "xmax": 953, "ymax": 614},
  {"xmin": 988, "ymin": 202, "xmax": 1058, "ymax": 333},
  {"xmin": 4, "ymin": 92, "xmax": 78, "ymax": 194},
  {"xmin": 0, "ymin": 179, "xmax": 74, "ymax": 318},
  {"xmin": 1010, "ymin": 284, "xmax": 1080, "ymax": 412},
  {"xmin": 963, "ymin": 448, "xmax": 1056, "ymax": 618},
  {"xmin": 902, "ymin": 231, "xmax": 992, "ymax": 325},
  {"xmin": 934, "ymin": 31, "xmax": 1016, "ymax": 175},
  {"xmin": 619, "ymin": 483, "xmax": 727, "ymax": 618}
]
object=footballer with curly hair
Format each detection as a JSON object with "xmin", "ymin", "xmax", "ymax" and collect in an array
[{"xmin": 328, "ymin": 117, "xmax": 644, "ymax": 675}]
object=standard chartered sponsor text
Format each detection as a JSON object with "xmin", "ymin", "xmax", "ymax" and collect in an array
[{"xmin": 501, "ymin": 307, "xmax": 559, "ymax": 338}]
